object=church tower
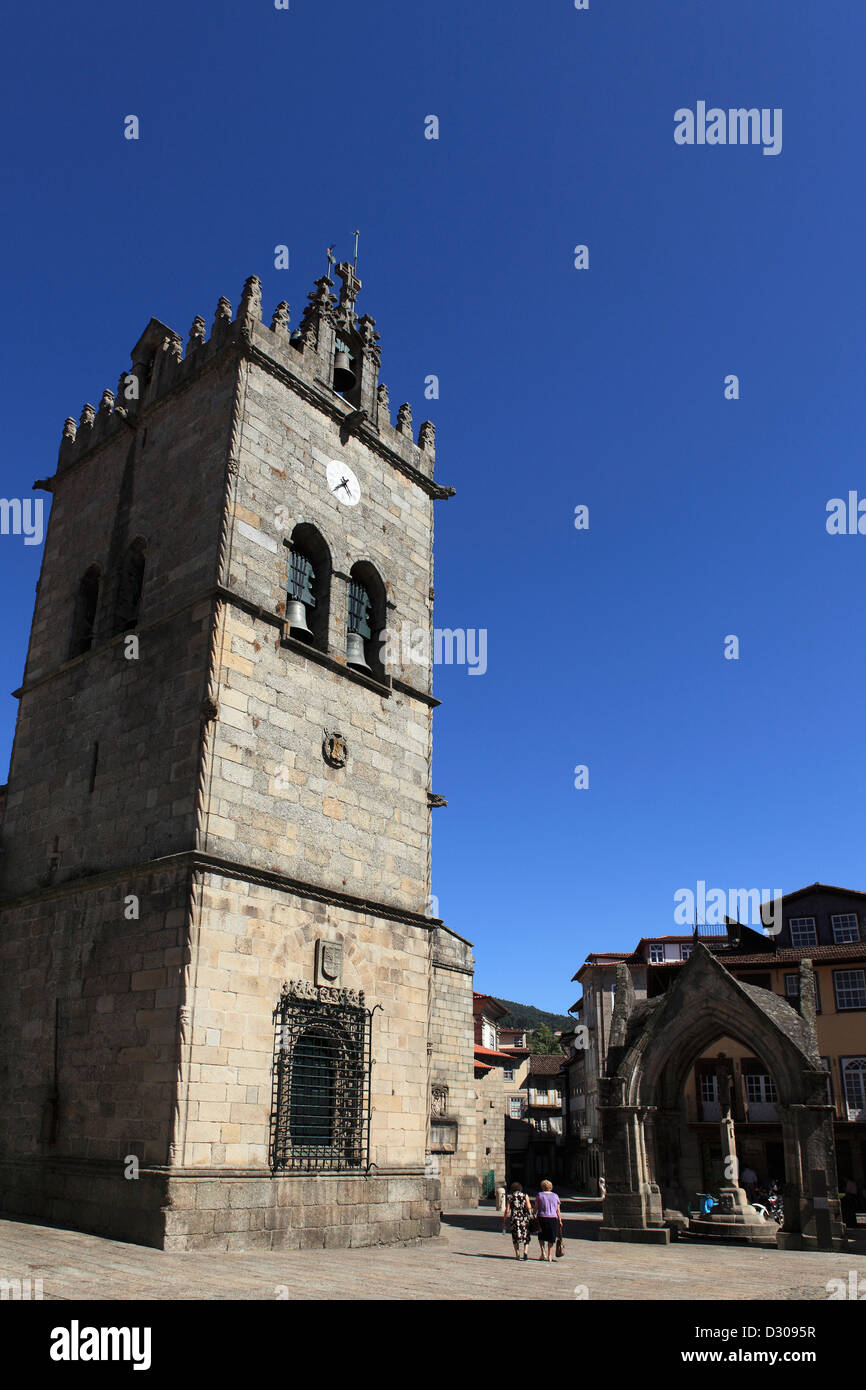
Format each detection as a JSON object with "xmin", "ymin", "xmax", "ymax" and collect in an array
[{"xmin": 0, "ymin": 262, "xmax": 480, "ymax": 1248}]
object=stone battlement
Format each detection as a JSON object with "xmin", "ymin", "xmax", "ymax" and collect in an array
[{"xmin": 56, "ymin": 273, "xmax": 438, "ymax": 484}]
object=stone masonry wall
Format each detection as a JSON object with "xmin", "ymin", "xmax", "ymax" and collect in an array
[
  {"xmin": 0, "ymin": 352, "xmax": 237, "ymax": 898},
  {"xmin": 0, "ymin": 862, "xmax": 188, "ymax": 1167},
  {"xmin": 173, "ymin": 871, "xmax": 432, "ymax": 1171},
  {"xmin": 428, "ymin": 927, "xmax": 479, "ymax": 1207}
]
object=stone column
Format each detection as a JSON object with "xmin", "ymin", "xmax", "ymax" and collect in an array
[{"xmin": 597, "ymin": 1077, "xmax": 667, "ymax": 1244}]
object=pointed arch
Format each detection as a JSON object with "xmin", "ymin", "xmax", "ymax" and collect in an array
[
  {"xmin": 112, "ymin": 536, "xmax": 147, "ymax": 634},
  {"xmin": 69, "ymin": 565, "xmax": 101, "ymax": 658}
]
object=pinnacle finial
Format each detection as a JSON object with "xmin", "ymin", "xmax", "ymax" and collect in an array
[
  {"xmin": 396, "ymin": 402, "xmax": 413, "ymax": 436},
  {"xmin": 238, "ymin": 275, "xmax": 263, "ymax": 327},
  {"xmin": 62, "ymin": 417, "xmax": 77, "ymax": 443},
  {"xmin": 270, "ymin": 301, "xmax": 290, "ymax": 335},
  {"xmin": 213, "ymin": 297, "xmax": 232, "ymax": 331},
  {"xmin": 79, "ymin": 403, "xmax": 95, "ymax": 430},
  {"xmin": 418, "ymin": 421, "xmax": 435, "ymax": 452},
  {"xmin": 187, "ymin": 316, "xmax": 206, "ymax": 353},
  {"xmin": 98, "ymin": 389, "xmax": 115, "ymax": 417}
]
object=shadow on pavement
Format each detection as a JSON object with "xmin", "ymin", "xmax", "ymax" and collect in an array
[{"xmin": 441, "ymin": 1209, "xmax": 601, "ymax": 1241}]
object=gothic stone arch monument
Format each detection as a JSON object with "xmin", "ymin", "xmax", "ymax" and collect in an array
[{"xmin": 598, "ymin": 944, "xmax": 845, "ymax": 1250}]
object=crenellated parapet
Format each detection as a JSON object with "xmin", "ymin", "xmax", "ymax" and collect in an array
[{"xmin": 54, "ymin": 268, "xmax": 443, "ymax": 489}]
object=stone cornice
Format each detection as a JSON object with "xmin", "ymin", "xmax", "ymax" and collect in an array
[{"xmin": 0, "ymin": 848, "xmax": 447, "ymax": 932}]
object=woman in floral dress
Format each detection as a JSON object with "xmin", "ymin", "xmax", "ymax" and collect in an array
[{"xmin": 503, "ymin": 1181, "xmax": 533, "ymax": 1260}]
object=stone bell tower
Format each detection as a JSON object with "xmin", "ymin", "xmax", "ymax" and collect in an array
[{"xmin": 0, "ymin": 259, "xmax": 480, "ymax": 1249}]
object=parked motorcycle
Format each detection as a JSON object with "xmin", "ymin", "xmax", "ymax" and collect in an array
[{"xmin": 754, "ymin": 1180, "xmax": 783, "ymax": 1225}]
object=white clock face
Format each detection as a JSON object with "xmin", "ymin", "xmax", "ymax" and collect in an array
[{"xmin": 326, "ymin": 460, "xmax": 361, "ymax": 506}]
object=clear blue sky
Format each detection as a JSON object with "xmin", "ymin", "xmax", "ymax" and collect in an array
[{"xmin": 1, "ymin": 1, "xmax": 864, "ymax": 1012}]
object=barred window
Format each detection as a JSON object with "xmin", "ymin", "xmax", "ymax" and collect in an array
[{"xmin": 270, "ymin": 983, "xmax": 372, "ymax": 1172}]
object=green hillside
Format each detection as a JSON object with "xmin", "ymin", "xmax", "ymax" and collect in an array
[{"xmin": 493, "ymin": 999, "xmax": 573, "ymax": 1032}]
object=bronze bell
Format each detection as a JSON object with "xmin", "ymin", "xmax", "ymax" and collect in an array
[
  {"xmin": 333, "ymin": 349, "xmax": 356, "ymax": 394},
  {"xmin": 346, "ymin": 630, "xmax": 370, "ymax": 672},
  {"xmin": 286, "ymin": 598, "xmax": 313, "ymax": 642}
]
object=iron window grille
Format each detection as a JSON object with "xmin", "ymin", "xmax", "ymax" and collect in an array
[
  {"xmin": 347, "ymin": 579, "xmax": 372, "ymax": 638},
  {"xmin": 270, "ymin": 983, "xmax": 373, "ymax": 1173},
  {"xmin": 288, "ymin": 546, "xmax": 316, "ymax": 608}
]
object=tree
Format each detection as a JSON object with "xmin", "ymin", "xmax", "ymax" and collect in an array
[{"xmin": 529, "ymin": 1023, "xmax": 563, "ymax": 1055}]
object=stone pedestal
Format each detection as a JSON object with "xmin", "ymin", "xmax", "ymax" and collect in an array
[{"xmin": 688, "ymin": 1184, "xmax": 778, "ymax": 1245}]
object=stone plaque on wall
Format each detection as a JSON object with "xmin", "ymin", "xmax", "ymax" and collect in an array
[{"xmin": 315, "ymin": 938, "xmax": 343, "ymax": 988}]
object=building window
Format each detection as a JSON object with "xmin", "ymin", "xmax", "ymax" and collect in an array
[
  {"xmin": 69, "ymin": 565, "xmax": 101, "ymax": 658},
  {"xmin": 649, "ymin": 944, "xmax": 665, "ymax": 964},
  {"xmin": 833, "ymin": 970, "xmax": 866, "ymax": 1011},
  {"xmin": 789, "ymin": 917, "xmax": 817, "ymax": 947},
  {"xmin": 112, "ymin": 537, "xmax": 146, "ymax": 634},
  {"xmin": 745, "ymin": 1074, "xmax": 778, "ymax": 1105},
  {"xmin": 536, "ymin": 1117, "xmax": 550, "ymax": 1133},
  {"xmin": 270, "ymin": 983, "xmax": 372, "ymax": 1172},
  {"xmin": 698, "ymin": 1073, "xmax": 718, "ymax": 1105},
  {"xmin": 841, "ymin": 1058, "xmax": 866, "ymax": 1121},
  {"xmin": 680, "ymin": 945, "xmax": 692, "ymax": 960},
  {"xmin": 481, "ymin": 1020, "xmax": 497, "ymax": 1050},
  {"xmin": 831, "ymin": 914, "xmax": 860, "ymax": 944},
  {"xmin": 509, "ymin": 1096, "xmax": 525, "ymax": 1119},
  {"xmin": 821, "ymin": 1057, "xmax": 833, "ymax": 1104},
  {"xmin": 503, "ymin": 1065, "xmax": 515, "ymax": 1081},
  {"xmin": 550, "ymin": 1116, "xmax": 563, "ymax": 1135}
]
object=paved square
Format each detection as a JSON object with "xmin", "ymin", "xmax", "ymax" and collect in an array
[{"xmin": 0, "ymin": 1205, "xmax": 862, "ymax": 1301}]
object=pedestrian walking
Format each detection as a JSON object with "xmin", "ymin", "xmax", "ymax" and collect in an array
[
  {"xmin": 534, "ymin": 1179, "xmax": 562, "ymax": 1262},
  {"xmin": 503, "ymin": 1181, "xmax": 533, "ymax": 1260}
]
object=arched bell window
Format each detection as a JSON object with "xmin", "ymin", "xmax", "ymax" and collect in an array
[
  {"xmin": 333, "ymin": 337, "xmax": 358, "ymax": 400},
  {"xmin": 347, "ymin": 561, "xmax": 386, "ymax": 679},
  {"xmin": 286, "ymin": 523, "xmax": 331, "ymax": 651},
  {"xmin": 69, "ymin": 565, "xmax": 101, "ymax": 658}
]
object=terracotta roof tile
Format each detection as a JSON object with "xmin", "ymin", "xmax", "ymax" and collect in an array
[{"xmin": 528, "ymin": 1054, "xmax": 566, "ymax": 1075}]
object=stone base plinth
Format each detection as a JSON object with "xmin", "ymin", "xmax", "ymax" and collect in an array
[
  {"xmin": 776, "ymin": 1231, "xmax": 848, "ymax": 1253},
  {"xmin": 688, "ymin": 1215, "xmax": 778, "ymax": 1245},
  {"xmin": 0, "ymin": 1158, "xmax": 442, "ymax": 1251},
  {"xmin": 597, "ymin": 1225, "xmax": 670, "ymax": 1244}
]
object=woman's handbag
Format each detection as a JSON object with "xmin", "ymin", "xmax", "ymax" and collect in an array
[{"xmin": 555, "ymin": 1234, "xmax": 564, "ymax": 1258}]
